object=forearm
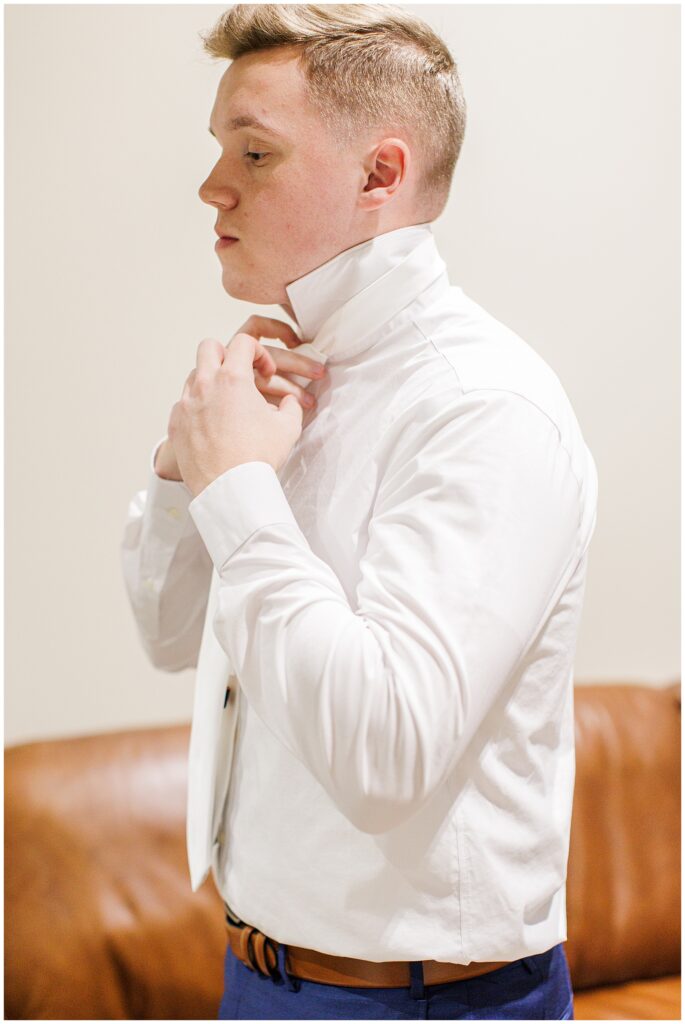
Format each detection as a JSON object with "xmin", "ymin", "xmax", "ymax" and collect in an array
[
  {"xmin": 205, "ymin": 515, "xmax": 535, "ymax": 835},
  {"xmin": 121, "ymin": 438, "xmax": 212, "ymax": 670}
]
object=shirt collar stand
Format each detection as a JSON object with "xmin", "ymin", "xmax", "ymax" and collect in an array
[{"xmin": 284, "ymin": 223, "xmax": 445, "ymax": 362}]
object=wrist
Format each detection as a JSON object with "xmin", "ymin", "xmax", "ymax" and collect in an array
[{"xmin": 154, "ymin": 440, "xmax": 183, "ymax": 481}]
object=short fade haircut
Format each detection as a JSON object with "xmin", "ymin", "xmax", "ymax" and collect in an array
[{"xmin": 199, "ymin": 4, "xmax": 467, "ymax": 220}]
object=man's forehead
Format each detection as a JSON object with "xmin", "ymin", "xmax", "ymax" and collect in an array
[{"xmin": 210, "ymin": 53, "xmax": 312, "ymax": 138}]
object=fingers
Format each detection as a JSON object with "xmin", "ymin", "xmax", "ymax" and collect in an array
[
  {"xmin": 194, "ymin": 333, "xmax": 278, "ymax": 382},
  {"xmin": 188, "ymin": 332, "xmax": 323, "ymax": 412},
  {"xmin": 257, "ymin": 373, "xmax": 317, "ymax": 409},
  {"xmin": 237, "ymin": 314, "xmax": 305, "ymax": 350},
  {"xmin": 277, "ymin": 393, "xmax": 304, "ymax": 435},
  {"xmin": 266, "ymin": 345, "xmax": 327, "ymax": 381},
  {"xmin": 223, "ymin": 332, "xmax": 277, "ymax": 380},
  {"xmin": 195, "ymin": 338, "xmax": 225, "ymax": 378}
]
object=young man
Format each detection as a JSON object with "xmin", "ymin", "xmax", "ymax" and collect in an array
[{"xmin": 121, "ymin": 5, "xmax": 597, "ymax": 1019}]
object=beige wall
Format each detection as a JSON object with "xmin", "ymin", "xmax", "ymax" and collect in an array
[{"xmin": 5, "ymin": 4, "xmax": 679, "ymax": 746}]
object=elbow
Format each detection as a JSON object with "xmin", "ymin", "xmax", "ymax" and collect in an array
[
  {"xmin": 333, "ymin": 760, "xmax": 447, "ymax": 836},
  {"xmin": 148, "ymin": 649, "xmax": 197, "ymax": 674},
  {"xmin": 133, "ymin": 595, "xmax": 205, "ymax": 672},
  {"xmin": 143, "ymin": 635, "xmax": 199, "ymax": 673},
  {"xmin": 342, "ymin": 796, "xmax": 423, "ymax": 835},
  {"xmin": 124, "ymin": 601, "xmax": 199, "ymax": 672},
  {"xmin": 334, "ymin": 680, "xmax": 461, "ymax": 835}
]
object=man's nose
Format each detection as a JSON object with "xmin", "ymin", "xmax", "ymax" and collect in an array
[{"xmin": 198, "ymin": 169, "xmax": 238, "ymax": 208}]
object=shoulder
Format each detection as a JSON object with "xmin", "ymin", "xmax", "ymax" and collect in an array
[
  {"xmin": 380, "ymin": 288, "xmax": 597, "ymax": 514},
  {"xmin": 411, "ymin": 288, "xmax": 567, "ymax": 416}
]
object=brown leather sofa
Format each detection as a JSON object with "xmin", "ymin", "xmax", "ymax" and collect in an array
[{"xmin": 5, "ymin": 681, "xmax": 681, "ymax": 1020}]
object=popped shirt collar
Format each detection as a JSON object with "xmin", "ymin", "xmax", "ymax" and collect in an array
[{"xmin": 283, "ymin": 223, "xmax": 448, "ymax": 363}]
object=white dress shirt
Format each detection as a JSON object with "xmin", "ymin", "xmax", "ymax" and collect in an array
[{"xmin": 121, "ymin": 223, "xmax": 598, "ymax": 965}]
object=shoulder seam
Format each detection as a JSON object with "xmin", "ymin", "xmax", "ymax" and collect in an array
[
  {"xmin": 468, "ymin": 387, "xmax": 584, "ymax": 505},
  {"xmin": 411, "ymin": 315, "xmax": 464, "ymax": 391},
  {"xmin": 410, "ymin": 315, "xmax": 584, "ymax": 503}
]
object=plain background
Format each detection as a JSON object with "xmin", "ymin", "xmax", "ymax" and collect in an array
[{"xmin": 5, "ymin": 3, "xmax": 680, "ymax": 746}]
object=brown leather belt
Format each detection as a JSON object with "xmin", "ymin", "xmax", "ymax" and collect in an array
[{"xmin": 224, "ymin": 908, "xmax": 512, "ymax": 989}]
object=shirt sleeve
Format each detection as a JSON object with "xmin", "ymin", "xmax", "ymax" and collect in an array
[
  {"xmin": 120, "ymin": 435, "xmax": 213, "ymax": 671},
  {"xmin": 188, "ymin": 391, "xmax": 583, "ymax": 833}
]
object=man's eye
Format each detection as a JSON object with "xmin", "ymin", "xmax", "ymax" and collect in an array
[{"xmin": 245, "ymin": 151, "xmax": 268, "ymax": 164}]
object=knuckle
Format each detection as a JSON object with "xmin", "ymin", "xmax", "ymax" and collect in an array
[
  {"xmin": 270, "ymin": 373, "xmax": 291, "ymax": 392},
  {"xmin": 196, "ymin": 337, "xmax": 222, "ymax": 361}
]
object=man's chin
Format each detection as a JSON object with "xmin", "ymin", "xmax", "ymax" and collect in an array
[{"xmin": 220, "ymin": 269, "xmax": 283, "ymax": 306}]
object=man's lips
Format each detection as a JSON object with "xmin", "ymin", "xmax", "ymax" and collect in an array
[{"xmin": 215, "ymin": 236, "xmax": 239, "ymax": 250}]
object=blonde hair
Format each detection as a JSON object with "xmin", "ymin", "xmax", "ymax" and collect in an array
[{"xmin": 199, "ymin": 4, "xmax": 467, "ymax": 220}]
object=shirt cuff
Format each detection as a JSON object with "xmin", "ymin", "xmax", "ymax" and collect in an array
[{"xmin": 188, "ymin": 460, "xmax": 299, "ymax": 570}]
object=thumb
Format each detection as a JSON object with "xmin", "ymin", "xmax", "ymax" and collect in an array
[{"xmin": 278, "ymin": 392, "xmax": 304, "ymax": 432}]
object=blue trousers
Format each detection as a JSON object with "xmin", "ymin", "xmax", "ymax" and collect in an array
[{"xmin": 217, "ymin": 939, "xmax": 575, "ymax": 1019}]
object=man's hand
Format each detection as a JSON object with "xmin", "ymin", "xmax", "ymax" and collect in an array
[
  {"xmin": 237, "ymin": 315, "xmax": 327, "ymax": 408},
  {"xmin": 154, "ymin": 316, "xmax": 325, "ymax": 483},
  {"xmin": 153, "ymin": 437, "xmax": 183, "ymax": 481},
  {"xmin": 168, "ymin": 332, "xmax": 303, "ymax": 499}
]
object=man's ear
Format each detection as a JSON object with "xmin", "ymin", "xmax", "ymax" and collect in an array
[{"xmin": 359, "ymin": 138, "xmax": 410, "ymax": 210}]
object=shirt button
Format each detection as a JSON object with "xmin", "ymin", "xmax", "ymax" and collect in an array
[
  {"xmin": 144, "ymin": 577, "xmax": 155, "ymax": 590},
  {"xmin": 166, "ymin": 506, "xmax": 180, "ymax": 520}
]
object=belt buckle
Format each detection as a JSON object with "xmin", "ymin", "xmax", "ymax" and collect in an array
[
  {"xmin": 224, "ymin": 902, "xmax": 282, "ymax": 983},
  {"xmin": 244, "ymin": 924, "xmax": 282, "ymax": 982},
  {"xmin": 229, "ymin": 913, "xmax": 280, "ymax": 983},
  {"xmin": 242, "ymin": 929, "xmax": 280, "ymax": 983}
]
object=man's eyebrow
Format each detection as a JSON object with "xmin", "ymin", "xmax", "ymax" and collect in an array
[{"xmin": 208, "ymin": 115, "xmax": 285, "ymax": 138}]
